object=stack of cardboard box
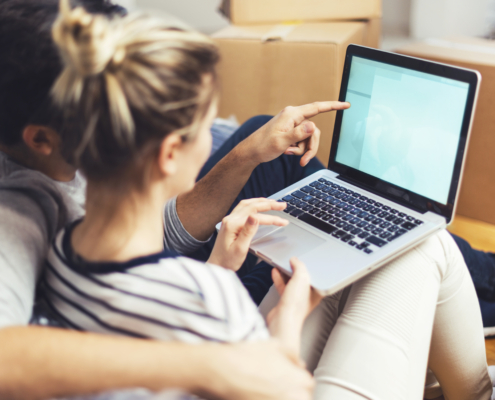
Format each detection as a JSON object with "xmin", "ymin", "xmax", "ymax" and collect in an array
[
  {"xmin": 396, "ymin": 38, "xmax": 495, "ymax": 225},
  {"xmin": 212, "ymin": 0, "xmax": 382, "ymax": 165}
]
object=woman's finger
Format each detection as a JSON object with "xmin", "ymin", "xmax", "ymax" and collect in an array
[
  {"xmin": 234, "ymin": 215, "xmax": 260, "ymax": 255},
  {"xmin": 272, "ymin": 268, "xmax": 288, "ymax": 297},
  {"xmin": 256, "ymin": 214, "xmax": 289, "ymax": 227}
]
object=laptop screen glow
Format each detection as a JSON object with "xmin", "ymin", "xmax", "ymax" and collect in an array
[{"xmin": 335, "ymin": 56, "xmax": 470, "ymax": 205}]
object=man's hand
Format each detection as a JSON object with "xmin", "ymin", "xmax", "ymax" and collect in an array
[
  {"xmin": 208, "ymin": 199, "xmax": 288, "ymax": 271},
  {"xmin": 243, "ymin": 101, "xmax": 350, "ymax": 167},
  {"xmin": 206, "ymin": 340, "xmax": 314, "ymax": 400}
]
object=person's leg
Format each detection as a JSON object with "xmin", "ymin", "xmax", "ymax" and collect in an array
[
  {"xmin": 191, "ymin": 115, "xmax": 325, "ymax": 304},
  {"xmin": 450, "ymin": 233, "xmax": 495, "ymax": 301},
  {"xmin": 311, "ymin": 230, "xmax": 491, "ymax": 400}
]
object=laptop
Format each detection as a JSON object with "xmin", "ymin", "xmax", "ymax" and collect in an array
[{"xmin": 245, "ymin": 44, "xmax": 481, "ymax": 295}]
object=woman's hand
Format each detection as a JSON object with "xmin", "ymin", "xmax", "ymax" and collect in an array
[
  {"xmin": 208, "ymin": 198, "xmax": 288, "ymax": 271},
  {"xmin": 267, "ymin": 258, "xmax": 324, "ymax": 354}
]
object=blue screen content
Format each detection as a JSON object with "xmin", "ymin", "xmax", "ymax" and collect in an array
[{"xmin": 335, "ymin": 56, "xmax": 470, "ymax": 205}]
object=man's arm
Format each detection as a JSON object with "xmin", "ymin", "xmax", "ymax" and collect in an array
[
  {"xmin": 0, "ymin": 326, "xmax": 313, "ymax": 400},
  {"xmin": 177, "ymin": 102, "xmax": 350, "ymax": 241}
]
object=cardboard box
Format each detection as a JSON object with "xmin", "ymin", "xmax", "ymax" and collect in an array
[
  {"xmin": 397, "ymin": 38, "xmax": 495, "ymax": 224},
  {"xmin": 219, "ymin": 0, "xmax": 382, "ymax": 25},
  {"xmin": 213, "ymin": 21, "xmax": 378, "ymax": 165}
]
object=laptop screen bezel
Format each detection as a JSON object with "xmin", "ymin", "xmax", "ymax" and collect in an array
[{"xmin": 328, "ymin": 44, "xmax": 479, "ymax": 223}]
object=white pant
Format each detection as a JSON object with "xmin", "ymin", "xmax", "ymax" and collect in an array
[{"xmin": 259, "ymin": 230, "xmax": 492, "ymax": 400}]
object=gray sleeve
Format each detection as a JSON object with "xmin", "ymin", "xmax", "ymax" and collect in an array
[
  {"xmin": 162, "ymin": 197, "xmax": 212, "ymax": 255},
  {"xmin": 0, "ymin": 176, "xmax": 66, "ymax": 328}
]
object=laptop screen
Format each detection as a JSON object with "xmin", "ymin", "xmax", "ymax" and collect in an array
[{"xmin": 335, "ymin": 56, "xmax": 470, "ymax": 205}]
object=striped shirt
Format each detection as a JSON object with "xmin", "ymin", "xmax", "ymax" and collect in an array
[{"xmin": 40, "ymin": 221, "xmax": 269, "ymax": 343}]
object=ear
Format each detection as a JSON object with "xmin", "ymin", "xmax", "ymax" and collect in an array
[
  {"xmin": 157, "ymin": 133, "xmax": 183, "ymax": 177},
  {"xmin": 22, "ymin": 125, "xmax": 60, "ymax": 156}
]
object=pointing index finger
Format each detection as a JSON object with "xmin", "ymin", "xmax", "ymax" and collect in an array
[{"xmin": 294, "ymin": 101, "xmax": 350, "ymax": 124}]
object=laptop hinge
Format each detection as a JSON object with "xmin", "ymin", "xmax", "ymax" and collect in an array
[{"xmin": 336, "ymin": 175, "xmax": 425, "ymax": 214}]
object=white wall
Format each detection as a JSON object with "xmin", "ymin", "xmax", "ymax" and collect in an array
[{"xmin": 133, "ymin": 0, "xmax": 229, "ymax": 33}]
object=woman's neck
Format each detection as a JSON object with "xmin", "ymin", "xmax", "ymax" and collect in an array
[{"xmin": 72, "ymin": 182, "xmax": 168, "ymax": 262}]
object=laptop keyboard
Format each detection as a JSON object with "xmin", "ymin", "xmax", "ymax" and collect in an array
[{"xmin": 278, "ymin": 178, "xmax": 424, "ymax": 255}]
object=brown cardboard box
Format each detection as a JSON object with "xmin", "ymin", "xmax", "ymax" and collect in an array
[
  {"xmin": 219, "ymin": 0, "xmax": 382, "ymax": 25},
  {"xmin": 397, "ymin": 38, "xmax": 495, "ymax": 224},
  {"xmin": 213, "ymin": 21, "xmax": 377, "ymax": 165}
]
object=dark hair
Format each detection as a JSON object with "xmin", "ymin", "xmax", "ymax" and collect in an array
[
  {"xmin": 51, "ymin": 1, "xmax": 219, "ymax": 190},
  {"xmin": 0, "ymin": 0, "xmax": 126, "ymax": 146}
]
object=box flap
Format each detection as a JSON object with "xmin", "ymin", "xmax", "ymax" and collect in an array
[
  {"xmin": 213, "ymin": 22, "xmax": 365, "ymax": 44},
  {"xmin": 397, "ymin": 37, "xmax": 495, "ymax": 67}
]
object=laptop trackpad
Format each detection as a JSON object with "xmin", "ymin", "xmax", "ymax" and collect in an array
[{"xmin": 251, "ymin": 222, "xmax": 325, "ymax": 266}]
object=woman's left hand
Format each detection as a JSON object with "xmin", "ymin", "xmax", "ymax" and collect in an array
[
  {"xmin": 208, "ymin": 198, "xmax": 288, "ymax": 271},
  {"xmin": 267, "ymin": 258, "xmax": 324, "ymax": 354}
]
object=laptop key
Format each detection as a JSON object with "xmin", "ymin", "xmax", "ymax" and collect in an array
[
  {"xmin": 380, "ymin": 232, "xmax": 392, "ymax": 239},
  {"xmin": 357, "ymin": 221, "xmax": 368, "ymax": 228},
  {"xmin": 284, "ymin": 206, "xmax": 295, "ymax": 213},
  {"xmin": 343, "ymin": 214, "xmax": 353, "ymax": 221},
  {"xmin": 290, "ymin": 209, "xmax": 305, "ymax": 218},
  {"xmin": 388, "ymin": 225, "xmax": 399, "ymax": 232},
  {"xmin": 282, "ymin": 195, "xmax": 293, "ymax": 202},
  {"xmin": 364, "ymin": 225, "xmax": 373, "ymax": 232},
  {"xmin": 321, "ymin": 186, "xmax": 332, "ymax": 193},
  {"xmin": 336, "ymin": 221, "xmax": 346, "ymax": 228},
  {"xmin": 299, "ymin": 213, "xmax": 338, "ymax": 235},
  {"xmin": 358, "ymin": 232, "xmax": 370, "ymax": 239},
  {"xmin": 341, "ymin": 234, "xmax": 354, "ymax": 242},
  {"xmin": 332, "ymin": 230, "xmax": 346, "ymax": 239},
  {"xmin": 309, "ymin": 181, "xmax": 319, "ymax": 187},
  {"xmin": 351, "ymin": 228, "xmax": 362, "ymax": 235},
  {"xmin": 316, "ymin": 201, "xmax": 326, "ymax": 208},
  {"xmin": 380, "ymin": 222, "xmax": 391, "ymax": 228},
  {"xmin": 329, "ymin": 217, "xmax": 339, "ymax": 224},
  {"xmin": 358, "ymin": 211, "xmax": 368, "ymax": 218},
  {"xmin": 406, "ymin": 216, "xmax": 414, "ymax": 221},
  {"xmin": 309, "ymin": 198, "xmax": 319, "ymax": 205},
  {"xmin": 348, "ymin": 241, "xmax": 357, "ymax": 247},
  {"xmin": 350, "ymin": 218, "xmax": 361, "ymax": 225},
  {"xmin": 401, "ymin": 221, "xmax": 417, "ymax": 230},
  {"xmin": 310, "ymin": 189, "xmax": 319, "ymax": 196},
  {"xmin": 415, "ymin": 219, "xmax": 424, "ymax": 225},
  {"xmin": 318, "ymin": 178, "xmax": 327, "ymax": 183},
  {"xmin": 343, "ymin": 224, "xmax": 354, "ymax": 232},
  {"xmin": 289, "ymin": 199, "xmax": 301, "ymax": 206},
  {"xmin": 364, "ymin": 248, "xmax": 373, "ymax": 254},
  {"xmin": 378, "ymin": 211, "xmax": 388, "ymax": 218},
  {"xmin": 300, "ymin": 186, "xmax": 313, "ymax": 193},
  {"xmin": 291, "ymin": 191, "xmax": 306, "ymax": 199},
  {"xmin": 303, "ymin": 195, "xmax": 313, "ymax": 202},
  {"xmin": 372, "ymin": 228, "xmax": 383, "ymax": 235},
  {"xmin": 309, "ymin": 208, "xmax": 318, "ymax": 215},
  {"xmin": 366, "ymin": 236, "xmax": 387, "ymax": 247},
  {"xmin": 371, "ymin": 218, "xmax": 381, "ymax": 225},
  {"xmin": 364, "ymin": 215, "xmax": 375, "ymax": 222},
  {"xmin": 390, "ymin": 209, "xmax": 398, "ymax": 215},
  {"xmin": 382, "ymin": 206, "xmax": 391, "ymax": 211},
  {"xmin": 398, "ymin": 212, "xmax": 406, "ymax": 218},
  {"xmin": 397, "ymin": 228, "xmax": 407, "ymax": 235},
  {"xmin": 302, "ymin": 205, "xmax": 312, "ymax": 211},
  {"xmin": 343, "ymin": 205, "xmax": 353, "ymax": 212},
  {"xmin": 316, "ymin": 211, "xmax": 325, "ymax": 218},
  {"xmin": 322, "ymin": 214, "xmax": 331, "ymax": 221},
  {"xmin": 336, "ymin": 211, "xmax": 346, "ymax": 218}
]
